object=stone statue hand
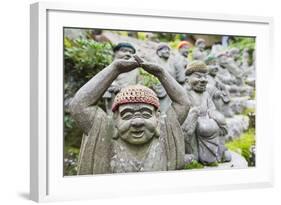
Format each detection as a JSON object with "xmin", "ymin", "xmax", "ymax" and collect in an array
[
  {"xmin": 108, "ymin": 84, "xmax": 121, "ymax": 94},
  {"xmin": 133, "ymin": 55, "xmax": 163, "ymax": 77},
  {"xmin": 113, "ymin": 58, "xmax": 139, "ymax": 74}
]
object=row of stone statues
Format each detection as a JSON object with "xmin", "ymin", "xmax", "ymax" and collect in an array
[{"xmin": 69, "ymin": 39, "xmax": 254, "ymax": 174}]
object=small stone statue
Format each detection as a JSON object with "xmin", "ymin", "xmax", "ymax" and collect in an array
[
  {"xmin": 181, "ymin": 61, "xmax": 231, "ymax": 165},
  {"xmin": 228, "ymin": 47, "xmax": 241, "ymax": 67},
  {"xmin": 70, "ymin": 54, "xmax": 190, "ymax": 174},
  {"xmin": 192, "ymin": 38, "xmax": 208, "ymax": 61},
  {"xmin": 174, "ymin": 41, "xmax": 192, "ymax": 78},
  {"xmin": 216, "ymin": 51, "xmax": 253, "ymax": 97},
  {"xmin": 241, "ymin": 48, "xmax": 250, "ymax": 70},
  {"xmin": 155, "ymin": 43, "xmax": 185, "ymax": 84},
  {"xmin": 205, "ymin": 55, "xmax": 233, "ymax": 117},
  {"xmin": 152, "ymin": 43, "xmax": 185, "ymax": 112},
  {"xmin": 102, "ymin": 42, "xmax": 139, "ymax": 114}
]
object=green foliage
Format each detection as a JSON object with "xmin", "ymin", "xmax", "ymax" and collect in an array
[
  {"xmin": 64, "ymin": 37, "xmax": 113, "ymax": 101},
  {"xmin": 139, "ymin": 68, "xmax": 160, "ymax": 87},
  {"xmin": 64, "ymin": 38, "xmax": 113, "ymax": 175},
  {"xmin": 184, "ymin": 160, "xmax": 204, "ymax": 169},
  {"xmin": 64, "ymin": 146, "xmax": 80, "ymax": 176},
  {"xmin": 229, "ymin": 37, "xmax": 255, "ymax": 50},
  {"xmin": 155, "ymin": 32, "xmax": 178, "ymax": 42},
  {"xmin": 225, "ymin": 128, "xmax": 255, "ymax": 165},
  {"xmin": 137, "ymin": 32, "xmax": 148, "ymax": 41},
  {"xmin": 64, "ymin": 38, "xmax": 113, "ymax": 73},
  {"xmin": 242, "ymin": 107, "xmax": 255, "ymax": 116},
  {"xmin": 229, "ymin": 37, "xmax": 255, "ymax": 65}
]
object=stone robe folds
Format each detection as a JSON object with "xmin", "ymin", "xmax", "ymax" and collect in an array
[
  {"xmin": 182, "ymin": 87, "xmax": 228, "ymax": 164},
  {"xmin": 76, "ymin": 106, "xmax": 185, "ymax": 175}
]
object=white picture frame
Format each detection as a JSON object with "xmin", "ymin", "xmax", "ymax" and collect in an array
[{"xmin": 30, "ymin": 1, "xmax": 274, "ymax": 202}]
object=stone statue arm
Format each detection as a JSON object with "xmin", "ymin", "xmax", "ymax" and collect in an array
[
  {"xmin": 207, "ymin": 98, "xmax": 228, "ymax": 136},
  {"xmin": 181, "ymin": 107, "xmax": 200, "ymax": 137},
  {"xmin": 70, "ymin": 58, "xmax": 139, "ymax": 134},
  {"xmin": 134, "ymin": 56, "xmax": 190, "ymax": 124}
]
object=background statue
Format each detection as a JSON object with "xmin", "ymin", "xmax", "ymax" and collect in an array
[
  {"xmin": 205, "ymin": 55, "xmax": 234, "ymax": 117},
  {"xmin": 182, "ymin": 61, "xmax": 231, "ymax": 165},
  {"xmin": 70, "ymin": 54, "xmax": 190, "ymax": 174},
  {"xmin": 174, "ymin": 41, "xmax": 192, "ymax": 80},
  {"xmin": 192, "ymin": 38, "xmax": 208, "ymax": 61},
  {"xmin": 102, "ymin": 42, "xmax": 140, "ymax": 114},
  {"xmin": 152, "ymin": 43, "xmax": 185, "ymax": 112}
]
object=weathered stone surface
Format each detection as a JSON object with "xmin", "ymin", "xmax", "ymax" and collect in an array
[
  {"xmin": 182, "ymin": 61, "xmax": 231, "ymax": 166},
  {"xmin": 225, "ymin": 115, "xmax": 249, "ymax": 141},
  {"xmin": 70, "ymin": 53, "xmax": 189, "ymax": 174},
  {"xmin": 204, "ymin": 151, "xmax": 248, "ymax": 169}
]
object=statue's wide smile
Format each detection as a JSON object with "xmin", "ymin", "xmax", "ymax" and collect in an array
[{"xmin": 131, "ymin": 130, "xmax": 145, "ymax": 138}]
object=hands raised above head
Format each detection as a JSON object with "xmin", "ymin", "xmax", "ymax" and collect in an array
[
  {"xmin": 113, "ymin": 57, "xmax": 139, "ymax": 74},
  {"xmin": 133, "ymin": 55, "xmax": 164, "ymax": 77}
]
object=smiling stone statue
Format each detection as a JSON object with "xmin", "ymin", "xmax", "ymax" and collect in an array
[
  {"xmin": 70, "ymin": 54, "xmax": 190, "ymax": 174},
  {"xmin": 182, "ymin": 60, "xmax": 231, "ymax": 165}
]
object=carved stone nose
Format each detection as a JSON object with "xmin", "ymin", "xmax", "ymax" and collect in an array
[{"xmin": 131, "ymin": 118, "xmax": 144, "ymax": 127}]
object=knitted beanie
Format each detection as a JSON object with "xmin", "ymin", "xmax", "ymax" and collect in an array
[
  {"xmin": 156, "ymin": 43, "xmax": 170, "ymax": 52},
  {"xmin": 177, "ymin": 41, "xmax": 193, "ymax": 49},
  {"xmin": 113, "ymin": 42, "xmax": 136, "ymax": 54},
  {"xmin": 111, "ymin": 85, "xmax": 160, "ymax": 112},
  {"xmin": 185, "ymin": 60, "xmax": 208, "ymax": 76}
]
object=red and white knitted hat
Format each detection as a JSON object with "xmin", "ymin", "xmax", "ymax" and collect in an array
[{"xmin": 111, "ymin": 85, "xmax": 160, "ymax": 112}]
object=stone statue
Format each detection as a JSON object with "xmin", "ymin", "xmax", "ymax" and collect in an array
[
  {"xmin": 215, "ymin": 51, "xmax": 244, "ymax": 96},
  {"xmin": 228, "ymin": 47, "xmax": 241, "ymax": 67},
  {"xmin": 217, "ymin": 51, "xmax": 253, "ymax": 97},
  {"xmin": 70, "ymin": 54, "xmax": 190, "ymax": 175},
  {"xmin": 102, "ymin": 42, "xmax": 139, "ymax": 114},
  {"xmin": 152, "ymin": 43, "xmax": 185, "ymax": 112},
  {"xmin": 181, "ymin": 61, "xmax": 231, "ymax": 165},
  {"xmin": 155, "ymin": 43, "xmax": 185, "ymax": 84},
  {"xmin": 174, "ymin": 41, "xmax": 192, "ymax": 78},
  {"xmin": 241, "ymin": 48, "xmax": 250, "ymax": 70},
  {"xmin": 192, "ymin": 38, "xmax": 208, "ymax": 61},
  {"xmin": 205, "ymin": 55, "xmax": 233, "ymax": 117}
]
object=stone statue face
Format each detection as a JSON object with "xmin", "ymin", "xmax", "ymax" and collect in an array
[
  {"xmin": 189, "ymin": 72, "xmax": 208, "ymax": 93},
  {"xmin": 197, "ymin": 41, "xmax": 206, "ymax": 51},
  {"xmin": 179, "ymin": 45, "xmax": 189, "ymax": 57},
  {"xmin": 208, "ymin": 65, "xmax": 218, "ymax": 77},
  {"xmin": 157, "ymin": 46, "xmax": 170, "ymax": 60},
  {"xmin": 115, "ymin": 103, "xmax": 159, "ymax": 145},
  {"xmin": 218, "ymin": 55, "xmax": 228, "ymax": 65},
  {"xmin": 114, "ymin": 47, "xmax": 135, "ymax": 60}
]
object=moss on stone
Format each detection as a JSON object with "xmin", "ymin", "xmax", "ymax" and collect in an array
[
  {"xmin": 184, "ymin": 160, "xmax": 204, "ymax": 169},
  {"xmin": 225, "ymin": 128, "xmax": 255, "ymax": 165}
]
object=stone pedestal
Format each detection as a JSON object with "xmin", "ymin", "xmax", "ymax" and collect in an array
[{"xmin": 204, "ymin": 151, "xmax": 248, "ymax": 170}]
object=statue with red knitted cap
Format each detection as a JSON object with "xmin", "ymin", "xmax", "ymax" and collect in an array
[{"xmin": 70, "ymin": 54, "xmax": 190, "ymax": 174}]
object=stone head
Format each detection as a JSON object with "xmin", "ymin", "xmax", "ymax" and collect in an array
[
  {"xmin": 156, "ymin": 43, "xmax": 171, "ymax": 60},
  {"xmin": 195, "ymin": 38, "xmax": 206, "ymax": 51},
  {"xmin": 216, "ymin": 52, "xmax": 228, "ymax": 65},
  {"xmin": 186, "ymin": 61, "xmax": 208, "ymax": 93},
  {"xmin": 178, "ymin": 41, "xmax": 192, "ymax": 57},
  {"xmin": 112, "ymin": 85, "xmax": 160, "ymax": 145},
  {"xmin": 229, "ymin": 47, "xmax": 240, "ymax": 59},
  {"xmin": 205, "ymin": 55, "xmax": 218, "ymax": 76},
  {"xmin": 113, "ymin": 42, "xmax": 136, "ymax": 60}
]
